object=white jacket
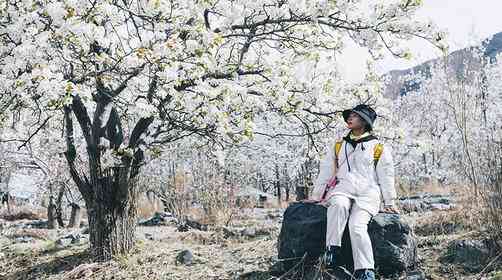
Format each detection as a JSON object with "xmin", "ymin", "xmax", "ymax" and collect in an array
[{"xmin": 312, "ymin": 138, "xmax": 397, "ymax": 215}]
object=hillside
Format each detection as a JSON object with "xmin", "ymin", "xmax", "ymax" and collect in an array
[{"xmin": 384, "ymin": 32, "xmax": 502, "ymax": 99}]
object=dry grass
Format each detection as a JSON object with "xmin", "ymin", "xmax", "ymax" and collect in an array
[
  {"xmin": 1, "ymin": 209, "xmax": 498, "ymax": 280},
  {"xmin": 412, "ymin": 206, "xmax": 482, "ymax": 237},
  {"xmin": 0, "ymin": 223, "xmax": 278, "ymax": 280},
  {"xmin": 403, "ymin": 185, "xmax": 502, "ymax": 279},
  {"xmin": 396, "ymin": 182, "xmax": 488, "ymax": 238},
  {"xmin": 3, "ymin": 228, "xmax": 51, "ymax": 241},
  {"xmin": 415, "ymin": 230, "xmax": 484, "ymax": 280},
  {"xmin": 411, "ymin": 185, "xmax": 484, "ymax": 237},
  {"xmin": 136, "ymin": 194, "xmax": 163, "ymax": 221},
  {"xmin": 481, "ymin": 165, "xmax": 502, "ymax": 248},
  {"xmin": 3, "ymin": 182, "xmax": 500, "ymax": 280},
  {"xmin": 0, "ymin": 206, "xmax": 43, "ymax": 221},
  {"xmin": 1, "ymin": 197, "xmax": 502, "ymax": 280}
]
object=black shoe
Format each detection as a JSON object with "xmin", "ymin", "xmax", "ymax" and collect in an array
[
  {"xmin": 323, "ymin": 245, "xmax": 340, "ymax": 270},
  {"xmin": 354, "ymin": 269, "xmax": 375, "ymax": 280}
]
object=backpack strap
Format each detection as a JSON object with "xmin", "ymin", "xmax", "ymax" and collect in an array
[
  {"xmin": 334, "ymin": 140, "xmax": 343, "ymax": 168},
  {"xmin": 333, "ymin": 140, "xmax": 383, "ymax": 169},
  {"xmin": 373, "ymin": 143, "xmax": 384, "ymax": 168}
]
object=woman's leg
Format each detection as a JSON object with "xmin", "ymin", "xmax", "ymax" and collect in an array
[
  {"xmin": 326, "ymin": 195, "xmax": 352, "ymax": 247},
  {"xmin": 348, "ymin": 203, "xmax": 374, "ymax": 270}
]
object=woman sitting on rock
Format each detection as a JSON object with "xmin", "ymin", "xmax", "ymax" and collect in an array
[{"xmin": 311, "ymin": 104, "xmax": 399, "ymax": 280}]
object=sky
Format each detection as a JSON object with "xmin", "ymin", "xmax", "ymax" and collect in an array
[{"xmin": 337, "ymin": 0, "xmax": 502, "ymax": 82}]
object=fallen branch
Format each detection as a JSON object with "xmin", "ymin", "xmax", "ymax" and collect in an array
[{"xmin": 277, "ymin": 253, "xmax": 307, "ymax": 279}]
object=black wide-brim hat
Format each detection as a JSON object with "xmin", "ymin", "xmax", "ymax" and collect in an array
[{"xmin": 342, "ymin": 104, "xmax": 377, "ymax": 129}]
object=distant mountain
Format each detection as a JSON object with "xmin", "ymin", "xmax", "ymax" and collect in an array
[
  {"xmin": 484, "ymin": 32, "xmax": 502, "ymax": 61},
  {"xmin": 384, "ymin": 32, "xmax": 502, "ymax": 99}
]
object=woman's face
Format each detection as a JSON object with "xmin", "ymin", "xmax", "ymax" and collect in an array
[{"xmin": 346, "ymin": 112, "xmax": 365, "ymax": 130}]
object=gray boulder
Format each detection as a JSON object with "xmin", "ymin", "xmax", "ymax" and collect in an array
[
  {"xmin": 144, "ymin": 233, "xmax": 154, "ymax": 241},
  {"xmin": 175, "ymin": 249, "xmax": 193, "ymax": 265},
  {"xmin": 55, "ymin": 233, "xmax": 86, "ymax": 247},
  {"xmin": 369, "ymin": 214, "xmax": 417, "ymax": 276},
  {"xmin": 25, "ymin": 220, "xmax": 48, "ymax": 229},
  {"xmin": 15, "ymin": 236, "xmax": 34, "ymax": 243},
  {"xmin": 275, "ymin": 203, "xmax": 417, "ymax": 277},
  {"xmin": 242, "ymin": 228, "xmax": 257, "ymax": 238},
  {"xmin": 445, "ymin": 239, "xmax": 496, "ymax": 272},
  {"xmin": 405, "ymin": 270, "xmax": 426, "ymax": 280},
  {"xmin": 139, "ymin": 212, "xmax": 177, "ymax": 227},
  {"xmin": 429, "ymin": 203, "xmax": 455, "ymax": 211},
  {"xmin": 399, "ymin": 199, "xmax": 426, "ymax": 212},
  {"xmin": 398, "ymin": 193, "xmax": 454, "ymax": 213},
  {"xmin": 81, "ymin": 227, "xmax": 89, "ymax": 234},
  {"xmin": 55, "ymin": 237, "xmax": 72, "ymax": 247}
]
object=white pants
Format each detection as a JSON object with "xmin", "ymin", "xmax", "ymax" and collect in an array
[{"xmin": 326, "ymin": 195, "xmax": 374, "ymax": 270}]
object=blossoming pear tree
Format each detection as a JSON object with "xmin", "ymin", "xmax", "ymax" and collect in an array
[
  {"xmin": 392, "ymin": 49, "xmax": 502, "ymax": 189},
  {"xmin": 0, "ymin": 0, "xmax": 445, "ymax": 260}
]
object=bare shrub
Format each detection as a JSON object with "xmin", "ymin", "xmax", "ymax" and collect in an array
[
  {"xmin": 482, "ymin": 144, "xmax": 502, "ymax": 245},
  {"xmin": 136, "ymin": 193, "xmax": 162, "ymax": 220},
  {"xmin": 140, "ymin": 156, "xmax": 243, "ymax": 226},
  {"xmin": 195, "ymin": 180, "xmax": 237, "ymax": 226}
]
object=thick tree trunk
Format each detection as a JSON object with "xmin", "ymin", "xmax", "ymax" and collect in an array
[
  {"xmin": 87, "ymin": 196, "xmax": 137, "ymax": 261},
  {"xmin": 84, "ymin": 174, "xmax": 139, "ymax": 261},
  {"xmin": 64, "ymin": 98, "xmax": 152, "ymax": 261},
  {"xmin": 68, "ymin": 203, "xmax": 82, "ymax": 228}
]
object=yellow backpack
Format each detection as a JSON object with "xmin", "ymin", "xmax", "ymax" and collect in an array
[{"xmin": 334, "ymin": 141, "xmax": 384, "ymax": 168}]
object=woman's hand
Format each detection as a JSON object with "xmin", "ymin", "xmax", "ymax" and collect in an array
[
  {"xmin": 382, "ymin": 206, "xmax": 400, "ymax": 214},
  {"xmin": 318, "ymin": 200, "xmax": 330, "ymax": 207}
]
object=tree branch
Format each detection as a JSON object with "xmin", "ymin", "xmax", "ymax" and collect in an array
[
  {"xmin": 16, "ymin": 116, "xmax": 52, "ymax": 150},
  {"xmin": 64, "ymin": 106, "xmax": 92, "ymax": 201},
  {"xmin": 174, "ymin": 69, "xmax": 264, "ymax": 91},
  {"xmin": 129, "ymin": 117, "xmax": 154, "ymax": 149},
  {"xmin": 71, "ymin": 95, "xmax": 92, "ymax": 144}
]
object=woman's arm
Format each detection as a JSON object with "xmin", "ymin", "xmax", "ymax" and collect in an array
[
  {"xmin": 311, "ymin": 144, "xmax": 336, "ymax": 201},
  {"xmin": 375, "ymin": 144, "xmax": 397, "ymax": 208}
]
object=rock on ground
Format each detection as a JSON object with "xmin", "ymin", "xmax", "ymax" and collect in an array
[
  {"xmin": 369, "ymin": 214, "xmax": 417, "ymax": 276},
  {"xmin": 276, "ymin": 202, "xmax": 417, "ymax": 277},
  {"xmin": 445, "ymin": 239, "xmax": 497, "ymax": 272}
]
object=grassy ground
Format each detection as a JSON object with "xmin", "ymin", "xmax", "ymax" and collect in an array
[
  {"xmin": 0, "ymin": 232, "xmax": 277, "ymax": 280},
  {"xmin": 0, "ymin": 213, "xmax": 279, "ymax": 280},
  {"xmin": 1, "ymin": 190, "xmax": 501, "ymax": 280}
]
